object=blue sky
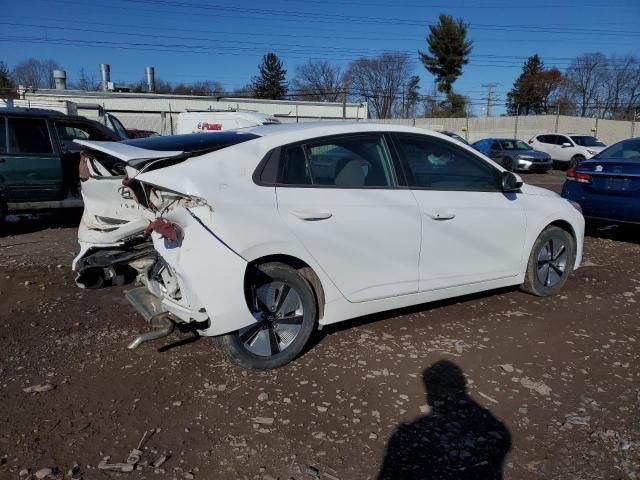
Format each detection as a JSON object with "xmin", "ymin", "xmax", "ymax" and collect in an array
[{"xmin": 2, "ymin": 0, "xmax": 639, "ymax": 114}]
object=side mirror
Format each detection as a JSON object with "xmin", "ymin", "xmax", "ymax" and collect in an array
[
  {"xmin": 562, "ymin": 142, "xmax": 572, "ymax": 148},
  {"xmin": 501, "ymin": 171, "xmax": 523, "ymax": 192}
]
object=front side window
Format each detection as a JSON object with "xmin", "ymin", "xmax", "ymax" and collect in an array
[
  {"xmin": 281, "ymin": 135, "xmax": 397, "ymax": 188},
  {"xmin": 7, "ymin": 117, "xmax": 54, "ymax": 154},
  {"xmin": 395, "ymin": 134, "xmax": 500, "ymax": 191},
  {"xmin": 56, "ymin": 121, "xmax": 115, "ymax": 152}
]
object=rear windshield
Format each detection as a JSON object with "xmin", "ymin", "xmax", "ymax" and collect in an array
[
  {"xmin": 570, "ymin": 135, "xmax": 605, "ymax": 147},
  {"xmin": 595, "ymin": 138, "xmax": 640, "ymax": 161},
  {"xmin": 122, "ymin": 131, "xmax": 260, "ymax": 152}
]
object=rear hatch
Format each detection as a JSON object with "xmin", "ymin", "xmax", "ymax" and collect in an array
[{"xmin": 74, "ymin": 131, "xmax": 260, "ymax": 246}]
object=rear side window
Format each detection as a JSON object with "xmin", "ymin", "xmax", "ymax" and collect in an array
[
  {"xmin": 538, "ymin": 135, "xmax": 552, "ymax": 144},
  {"xmin": 7, "ymin": 117, "xmax": 54, "ymax": 154},
  {"xmin": 281, "ymin": 134, "xmax": 397, "ymax": 188},
  {"xmin": 395, "ymin": 133, "xmax": 500, "ymax": 191},
  {"xmin": 490, "ymin": 140, "xmax": 501, "ymax": 150},
  {"xmin": 0, "ymin": 117, "xmax": 6, "ymax": 153}
]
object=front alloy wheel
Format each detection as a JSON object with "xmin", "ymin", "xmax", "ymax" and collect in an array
[
  {"xmin": 522, "ymin": 226, "xmax": 575, "ymax": 296},
  {"xmin": 213, "ymin": 262, "xmax": 317, "ymax": 370}
]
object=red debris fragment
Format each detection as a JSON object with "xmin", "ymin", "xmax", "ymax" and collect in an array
[{"xmin": 144, "ymin": 218, "xmax": 178, "ymax": 243}]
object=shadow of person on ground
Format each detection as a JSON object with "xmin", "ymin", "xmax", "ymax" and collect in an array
[{"xmin": 378, "ymin": 360, "xmax": 511, "ymax": 480}]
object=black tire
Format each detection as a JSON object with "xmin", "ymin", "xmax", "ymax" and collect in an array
[
  {"xmin": 213, "ymin": 262, "xmax": 317, "ymax": 370},
  {"xmin": 502, "ymin": 157, "xmax": 514, "ymax": 171},
  {"xmin": 521, "ymin": 226, "xmax": 575, "ymax": 296},
  {"xmin": 569, "ymin": 155, "xmax": 585, "ymax": 170}
]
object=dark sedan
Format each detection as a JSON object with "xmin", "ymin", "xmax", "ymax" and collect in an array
[
  {"xmin": 473, "ymin": 138, "xmax": 552, "ymax": 172},
  {"xmin": 561, "ymin": 137, "xmax": 640, "ymax": 225}
]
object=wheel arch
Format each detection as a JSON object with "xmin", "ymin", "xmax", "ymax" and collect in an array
[{"xmin": 245, "ymin": 254, "xmax": 326, "ymax": 320}]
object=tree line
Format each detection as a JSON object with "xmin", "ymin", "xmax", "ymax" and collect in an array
[
  {"xmin": 1, "ymin": 13, "xmax": 638, "ymax": 120},
  {"xmin": 506, "ymin": 53, "xmax": 640, "ymax": 121}
]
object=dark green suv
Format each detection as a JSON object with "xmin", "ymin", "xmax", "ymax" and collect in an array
[{"xmin": 0, "ymin": 109, "xmax": 119, "ymax": 219}]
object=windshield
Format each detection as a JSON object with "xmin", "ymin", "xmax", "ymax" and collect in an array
[
  {"xmin": 570, "ymin": 135, "xmax": 605, "ymax": 147},
  {"xmin": 594, "ymin": 138, "xmax": 640, "ymax": 161},
  {"xmin": 500, "ymin": 139, "xmax": 531, "ymax": 151},
  {"xmin": 106, "ymin": 113, "xmax": 131, "ymax": 140}
]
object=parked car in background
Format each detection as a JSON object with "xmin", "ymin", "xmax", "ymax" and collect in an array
[
  {"xmin": 73, "ymin": 123, "xmax": 584, "ymax": 370},
  {"xmin": 177, "ymin": 110, "xmax": 281, "ymax": 134},
  {"xmin": 561, "ymin": 137, "xmax": 640, "ymax": 225},
  {"xmin": 127, "ymin": 129, "xmax": 160, "ymax": 138},
  {"xmin": 0, "ymin": 108, "xmax": 119, "ymax": 220},
  {"xmin": 529, "ymin": 133, "xmax": 606, "ymax": 168},
  {"xmin": 473, "ymin": 138, "xmax": 552, "ymax": 172}
]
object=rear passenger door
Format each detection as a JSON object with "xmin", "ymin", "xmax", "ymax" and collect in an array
[
  {"xmin": 275, "ymin": 133, "xmax": 421, "ymax": 302},
  {"xmin": 0, "ymin": 116, "xmax": 62, "ymax": 202}
]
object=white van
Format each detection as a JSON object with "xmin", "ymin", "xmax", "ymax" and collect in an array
[{"xmin": 177, "ymin": 111, "xmax": 281, "ymax": 134}]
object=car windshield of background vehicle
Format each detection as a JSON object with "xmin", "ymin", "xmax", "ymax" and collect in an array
[
  {"xmin": 396, "ymin": 134, "xmax": 499, "ymax": 191},
  {"xmin": 595, "ymin": 138, "xmax": 640, "ymax": 161},
  {"xmin": 281, "ymin": 135, "xmax": 397, "ymax": 187},
  {"xmin": 500, "ymin": 140, "xmax": 531, "ymax": 151},
  {"xmin": 570, "ymin": 136, "xmax": 605, "ymax": 147},
  {"xmin": 7, "ymin": 118, "xmax": 54, "ymax": 154}
]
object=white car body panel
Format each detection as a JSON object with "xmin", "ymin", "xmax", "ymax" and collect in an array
[
  {"xmin": 276, "ymin": 187, "xmax": 421, "ymax": 302},
  {"xmin": 413, "ymin": 190, "xmax": 526, "ymax": 291},
  {"xmin": 73, "ymin": 122, "xmax": 585, "ymax": 339}
]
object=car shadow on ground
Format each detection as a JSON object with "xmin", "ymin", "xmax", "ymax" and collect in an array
[
  {"xmin": 377, "ymin": 360, "xmax": 512, "ymax": 480},
  {"xmin": 309, "ymin": 286, "xmax": 518, "ymax": 353},
  {"xmin": 0, "ymin": 209, "xmax": 83, "ymax": 238},
  {"xmin": 586, "ymin": 222, "xmax": 640, "ymax": 246}
]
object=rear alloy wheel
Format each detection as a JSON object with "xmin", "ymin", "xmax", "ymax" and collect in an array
[
  {"xmin": 213, "ymin": 262, "xmax": 317, "ymax": 370},
  {"xmin": 521, "ymin": 226, "xmax": 575, "ymax": 296},
  {"xmin": 502, "ymin": 157, "xmax": 514, "ymax": 171}
]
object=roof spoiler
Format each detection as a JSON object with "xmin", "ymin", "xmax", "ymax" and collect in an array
[{"xmin": 74, "ymin": 139, "xmax": 183, "ymax": 165}]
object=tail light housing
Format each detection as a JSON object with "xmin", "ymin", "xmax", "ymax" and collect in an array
[
  {"xmin": 528, "ymin": 138, "xmax": 534, "ymax": 144},
  {"xmin": 566, "ymin": 167, "xmax": 592, "ymax": 184}
]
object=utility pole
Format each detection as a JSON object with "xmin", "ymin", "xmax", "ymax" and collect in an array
[{"xmin": 481, "ymin": 83, "xmax": 498, "ymax": 118}]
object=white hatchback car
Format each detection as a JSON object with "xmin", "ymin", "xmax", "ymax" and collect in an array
[
  {"xmin": 73, "ymin": 123, "xmax": 584, "ymax": 369},
  {"xmin": 528, "ymin": 133, "xmax": 606, "ymax": 167}
]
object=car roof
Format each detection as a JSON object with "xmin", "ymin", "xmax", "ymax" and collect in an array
[{"xmin": 0, "ymin": 107, "xmax": 88, "ymax": 121}]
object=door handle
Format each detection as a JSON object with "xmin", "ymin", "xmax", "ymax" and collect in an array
[
  {"xmin": 426, "ymin": 210, "xmax": 456, "ymax": 220},
  {"xmin": 290, "ymin": 210, "xmax": 333, "ymax": 221}
]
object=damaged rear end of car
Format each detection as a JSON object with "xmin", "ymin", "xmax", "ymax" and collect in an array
[{"xmin": 73, "ymin": 132, "xmax": 261, "ymax": 349}]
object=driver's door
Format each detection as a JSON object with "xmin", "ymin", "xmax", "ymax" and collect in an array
[{"xmin": 392, "ymin": 133, "xmax": 527, "ymax": 292}]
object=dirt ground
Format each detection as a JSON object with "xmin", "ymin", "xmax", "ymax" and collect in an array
[{"xmin": 1, "ymin": 170, "xmax": 639, "ymax": 480}]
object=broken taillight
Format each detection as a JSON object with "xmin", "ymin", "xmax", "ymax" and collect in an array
[
  {"xmin": 79, "ymin": 150, "xmax": 91, "ymax": 182},
  {"xmin": 566, "ymin": 167, "xmax": 592, "ymax": 184}
]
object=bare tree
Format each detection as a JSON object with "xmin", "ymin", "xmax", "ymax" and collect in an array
[
  {"xmin": 291, "ymin": 60, "xmax": 344, "ymax": 102},
  {"xmin": 345, "ymin": 53, "xmax": 412, "ymax": 119},
  {"xmin": 72, "ymin": 68, "xmax": 100, "ymax": 91},
  {"xmin": 601, "ymin": 55, "xmax": 640, "ymax": 119},
  {"xmin": 173, "ymin": 81, "xmax": 224, "ymax": 96},
  {"xmin": 563, "ymin": 53, "xmax": 607, "ymax": 117},
  {"xmin": 12, "ymin": 58, "xmax": 61, "ymax": 89}
]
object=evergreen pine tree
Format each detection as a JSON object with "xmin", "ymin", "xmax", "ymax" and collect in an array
[
  {"xmin": 419, "ymin": 15, "xmax": 472, "ymax": 94},
  {"xmin": 252, "ymin": 53, "xmax": 288, "ymax": 99}
]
